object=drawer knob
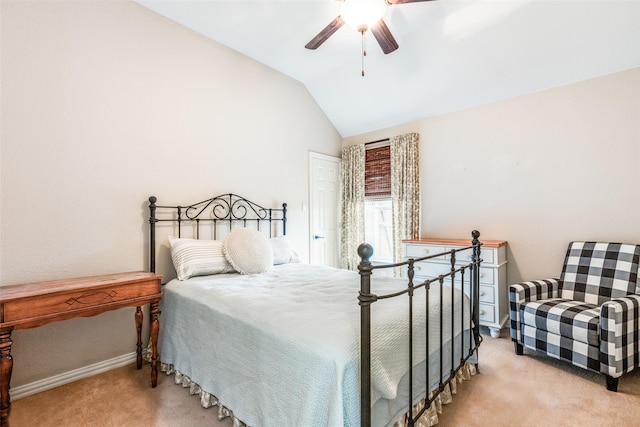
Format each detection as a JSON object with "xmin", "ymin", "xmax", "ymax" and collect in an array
[
  {"xmin": 479, "ymin": 310, "xmax": 485, "ymax": 315},
  {"xmin": 480, "ymin": 291, "xmax": 485, "ymax": 296}
]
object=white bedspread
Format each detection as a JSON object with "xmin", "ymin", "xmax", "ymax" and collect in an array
[{"xmin": 159, "ymin": 263, "xmax": 471, "ymax": 427}]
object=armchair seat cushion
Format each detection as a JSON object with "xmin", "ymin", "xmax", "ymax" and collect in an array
[{"xmin": 521, "ymin": 298, "xmax": 600, "ymax": 346}]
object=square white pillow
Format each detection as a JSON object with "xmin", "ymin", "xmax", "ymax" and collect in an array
[
  {"xmin": 223, "ymin": 229, "xmax": 274, "ymax": 275},
  {"xmin": 168, "ymin": 236, "xmax": 235, "ymax": 280},
  {"xmin": 270, "ymin": 236, "xmax": 301, "ymax": 265}
]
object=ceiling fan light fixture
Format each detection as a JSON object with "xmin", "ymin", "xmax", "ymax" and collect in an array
[{"xmin": 341, "ymin": 0, "xmax": 388, "ymax": 32}]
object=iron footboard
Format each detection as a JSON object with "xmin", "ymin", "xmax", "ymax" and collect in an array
[{"xmin": 358, "ymin": 230, "xmax": 483, "ymax": 427}]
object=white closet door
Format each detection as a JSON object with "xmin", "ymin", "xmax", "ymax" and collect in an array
[{"xmin": 309, "ymin": 152, "xmax": 341, "ymax": 267}]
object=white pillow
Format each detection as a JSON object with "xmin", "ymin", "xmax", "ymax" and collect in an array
[
  {"xmin": 168, "ymin": 237, "xmax": 235, "ymax": 280},
  {"xmin": 270, "ymin": 236, "xmax": 301, "ymax": 265},
  {"xmin": 223, "ymin": 229, "xmax": 273, "ymax": 275}
]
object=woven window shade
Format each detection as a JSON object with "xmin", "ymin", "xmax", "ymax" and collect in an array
[{"xmin": 365, "ymin": 145, "xmax": 391, "ymax": 198}]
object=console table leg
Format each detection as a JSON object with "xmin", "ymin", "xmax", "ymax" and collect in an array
[
  {"xmin": 135, "ymin": 306, "xmax": 143, "ymax": 370},
  {"xmin": 1, "ymin": 327, "xmax": 14, "ymax": 427},
  {"xmin": 149, "ymin": 301, "xmax": 160, "ymax": 388}
]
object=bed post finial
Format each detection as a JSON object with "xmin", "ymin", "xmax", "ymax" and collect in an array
[
  {"xmin": 282, "ymin": 203, "xmax": 287, "ymax": 235},
  {"xmin": 357, "ymin": 243, "xmax": 374, "ymax": 263},
  {"xmin": 149, "ymin": 196, "xmax": 157, "ymax": 273}
]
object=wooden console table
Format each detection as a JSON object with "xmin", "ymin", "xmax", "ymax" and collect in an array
[{"xmin": 0, "ymin": 271, "xmax": 162, "ymax": 427}]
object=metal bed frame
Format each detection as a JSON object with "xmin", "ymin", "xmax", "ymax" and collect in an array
[
  {"xmin": 147, "ymin": 194, "xmax": 482, "ymax": 427},
  {"xmin": 148, "ymin": 193, "xmax": 287, "ymax": 274},
  {"xmin": 358, "ymin": 230, "xmax": 483, "ymax": 426}
]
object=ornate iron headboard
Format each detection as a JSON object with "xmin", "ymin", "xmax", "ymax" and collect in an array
[{"xmin": 148, "ymin": 193, "xmax": 287, "ymax": 274}]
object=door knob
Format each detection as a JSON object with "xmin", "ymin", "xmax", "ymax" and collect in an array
[{"xmin": 313, "ymin": 235, "xmax": 325, "ymax": 240}]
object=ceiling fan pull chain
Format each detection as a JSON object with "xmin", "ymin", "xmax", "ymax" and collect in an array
[{"xmin": 361, "ymin": 29, "xmax": 366, "ymax": 77}]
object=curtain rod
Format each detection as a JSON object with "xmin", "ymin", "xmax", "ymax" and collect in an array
[{"xmin": 365, "ymin": 138, "xmax": 389, "ymax": 145}]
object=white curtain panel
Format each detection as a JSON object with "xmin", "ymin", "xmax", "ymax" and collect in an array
[
  {"xmin": 391, "ymin": 133, "xmax": 421, "ymax": 269},
  {"xmin": 340, "ymin": 144, "xmax": 366, "ymax": 270}
]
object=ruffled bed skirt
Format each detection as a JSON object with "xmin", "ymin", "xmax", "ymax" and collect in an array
[
  {"xmin": 159, "ymin": 361, "xmax": 477, "ymax": 427},
  {"xmin": 160, "ymin": 363, "xmax": 248, "ymax": 427},
  {"xmin": 392, "ymin": 363, "xmax": 477, "ymax": 427}
]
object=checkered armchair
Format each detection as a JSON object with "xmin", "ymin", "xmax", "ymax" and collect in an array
[{"xmin": 509, "ymin": 241, "xmax": 640, "ymax": 391}]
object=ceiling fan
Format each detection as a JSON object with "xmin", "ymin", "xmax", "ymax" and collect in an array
[{"xmin": 305, "ymin": 0, "xmax": 437, "ymax": 55}]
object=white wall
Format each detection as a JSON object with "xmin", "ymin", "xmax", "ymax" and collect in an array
[
  {"xmin": 0, "ymin": 0, "xmax": 341, "ymax": 387},
  {"xmin": 344, "ymin": 68, "xmax": 640, "ymax": 284}
]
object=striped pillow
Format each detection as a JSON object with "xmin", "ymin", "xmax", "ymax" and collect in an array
[{"xmin": 168, "ymin": 236, "xmax": 235, "ymax": 280}]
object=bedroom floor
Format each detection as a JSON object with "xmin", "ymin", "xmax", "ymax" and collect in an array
[{"xmin": 10, "ymin": 328, "xmax": 640, "ymax": 427}]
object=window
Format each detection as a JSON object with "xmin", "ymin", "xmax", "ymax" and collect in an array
[
  {"xmin": 364, "ymin": 143, "xmax": 392, "ymax": 263},
  {"xmin": 365, "ymin": 198, "xmax": 392, "ymax": 263}
]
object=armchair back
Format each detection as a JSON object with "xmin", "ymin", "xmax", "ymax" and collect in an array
[{"xmin": 560, "ymin": 242, "xmax": 640, "ymax": 305}]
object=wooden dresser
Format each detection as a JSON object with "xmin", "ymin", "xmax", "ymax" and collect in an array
[
  {"xmin": 403, "ymin": 238, "xmax": 508, "ymax": 338},
  {"xmin": 0, "ymin": 271, "xmax": 162, "ymax": 427}
]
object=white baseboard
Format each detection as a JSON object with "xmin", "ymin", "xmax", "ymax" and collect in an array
[{"xmin": 11, "ymin": 352, "xmax": 138, "ymax": 400}]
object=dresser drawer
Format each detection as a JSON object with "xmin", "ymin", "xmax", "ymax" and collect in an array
[
  {"xmin": 412, "ymin": 261, "xmax": 449, "ymax": 279},
  {"xmin": 452, "ymin": 246, "xmax": 495, "ymax": 265},
  {"xmin": 425, "ymin": 280, "xmax": 495, "ymax": 304},
  {"xmin": 405, "ymin": 244, "xmax": 448, "ymax": 259},
  {"xmin": 478, "ymin": 267, "xmax": 495, "ymax": 285},
  {"xmin": 479, "ymin": 285, "xmax": 494, "ymax": 304},
  {"xmin": 479, "ymin": 247, "xmax": 495, "ymax": 264},
  {"xmin": 479, "ymin": 303, "xmax": 495, "ymax": 324},
  {"xmin": 413, "ymin": 262, "xmax": 495, "ymax": 286}
]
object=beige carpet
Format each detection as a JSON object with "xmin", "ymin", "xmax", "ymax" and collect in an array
[{"xmin": 10, "ymin": 330, "xmax": 640, "ymax": 427}]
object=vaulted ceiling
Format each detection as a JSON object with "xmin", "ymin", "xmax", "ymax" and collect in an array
[{"xmin": 135, "ymin": 0, "xmax": 640, "ymax": 137}]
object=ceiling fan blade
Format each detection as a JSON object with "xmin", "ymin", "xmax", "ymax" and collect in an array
[
  {"xmin": 388, "ymin": 0, "xmax": 437, "ymax": 4},
  {"xmin": 305, "ymin": 16, "xmax": 345, "ymax": 50},
  {"xmin": 371, "ymin": 19, "xmax": 399, "ymax": 54}
]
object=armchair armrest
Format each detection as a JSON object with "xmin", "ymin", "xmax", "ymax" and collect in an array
[
  {"xmin": 600, "ymin": 294, "xmax": 640, "ymax": 378},
  {"xmin": 509, "ymin": 279, "xmax": 561, "ymax": 342}
]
